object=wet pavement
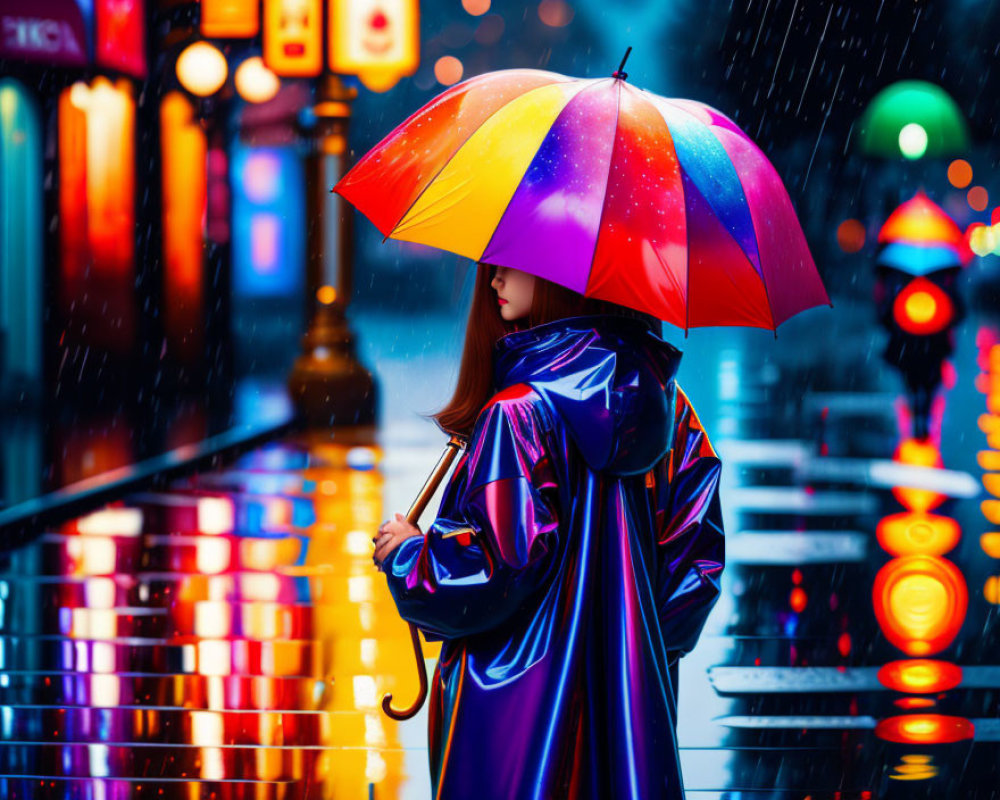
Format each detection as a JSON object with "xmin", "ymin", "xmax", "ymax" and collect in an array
[{"xmin": 1, "ymin": 291, "xmax": 999, "ymax": 798}]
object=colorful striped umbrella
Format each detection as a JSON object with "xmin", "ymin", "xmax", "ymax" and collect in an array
[
  {"xmin": 877, "ymin": 191, "xmax": 973, "ymax": 266},
  {"xmin": 334, "ymin": 61, "xmax": 832, "ymax": 335}
]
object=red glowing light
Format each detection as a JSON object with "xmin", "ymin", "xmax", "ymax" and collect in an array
[
  {"xmin": 872, "ymin": 556, "xmax": 968, "ymax": 656},
  {"xmin": 875, "ymin": 714, "xmax": 973, "ymax": 744},
  {"xmin": 892, "ymin": 277, "xmax": 954, "ymax": 335},
  {"xmin": 877, "ymin": 659, "xmax": 963, "ymax": 693}
]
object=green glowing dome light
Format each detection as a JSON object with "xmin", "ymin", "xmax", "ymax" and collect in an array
[{"xmin": 857, "ymin": 80, "xmax": 970, "ymax": 159}]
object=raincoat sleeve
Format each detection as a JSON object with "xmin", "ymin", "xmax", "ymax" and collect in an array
[
  {"xmin": 653, "ymin": 384, "xmax": 725, "ymax": 665},
  {"xmin": 380, "ymin": 387, "xmax": 561, "ymax": 640}
]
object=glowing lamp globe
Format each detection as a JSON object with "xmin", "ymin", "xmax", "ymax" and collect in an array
[
  {"xmin": 858, "ymin": 80, "xmax": 969, "ymax": 159},
  {"xmin": 891, "ymin": 277, "xmax": 954, "ymax": 336},
  {"xmin": 872, "ymin": 555, "xmax": 968, "ymax": 656},
  {"xmin": 235, "ymin": 57, "xmax": 280, "ymax": 103},
  {"xmin": 177, "ymin": 42, "xmax": 228, "ymax": 98},
  {"xmin": 898, "ymin": 123, "xmax": 929, "ymax": 159}
]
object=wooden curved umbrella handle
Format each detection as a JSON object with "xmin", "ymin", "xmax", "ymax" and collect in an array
[{"xmin": 381, "ymin": 434, "xmax": 468, "ymax": 721}]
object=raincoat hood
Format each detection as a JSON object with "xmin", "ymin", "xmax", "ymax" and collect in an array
[{"xmin": 493, "ymin": 314, "xmax": 682, "ymax": 476}]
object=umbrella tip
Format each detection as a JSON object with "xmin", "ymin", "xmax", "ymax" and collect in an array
[{"xmin": 612, "ymin": 46, "xmax": 632, "ymax": 81}]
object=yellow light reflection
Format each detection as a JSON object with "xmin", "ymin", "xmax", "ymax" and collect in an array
[
  {"xmin": 872, "ymin": 555, "xmax": 968, "ymax": 656},
  {"xmin": 876, "ymin": 511, "xmax": 960, "ymax": 557},
  {"xmin": 892, "ymin": 438, "xmax": 946, "ymax": 513},
  {"xmin": 198, "ymin": 497, "xmax": 235, "ymax": 534}
]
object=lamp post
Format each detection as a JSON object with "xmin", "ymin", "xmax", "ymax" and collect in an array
[
  {"xmin": 192, "ymin": 0, "xmax": 419, "ymax": 427},
  {"xmin": 287, "ymin": 72, "xmax": 377, "ymax": 427}
]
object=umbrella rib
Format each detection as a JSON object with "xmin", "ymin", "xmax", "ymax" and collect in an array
[
  {"xmin": 584, "ymin": 80, "xmax": 623, "ymax": 298},
  {"xmin": 388, "ymin": 79, "xmax": 567, "ymax": 240}
]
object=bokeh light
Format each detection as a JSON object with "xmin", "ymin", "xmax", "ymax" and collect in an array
[
  {"xmin": 235, "ymin": 56, "xmax": 280, "ymax": 104},
  {"xmin": 898, "ymin": 122, "xmax": 929, "ymax": 159},
  {"xmin": 891, "ymin": 279, "xmax": 955, "ymax": 338},
  {"xmin": 176, "ymin": 41, "xmax": 228, "ymax": 98},
  {"xmin": 984, "ymin": 575, "xmax": 1000, "ymax": 604},
  {"xmin": 538, "ymin": 0, "xmax": 574, "ymax": 26},
  {"xmin": 968, "ymin": 185, "xmax": 989, "ymax": 212},
  {"xmin": 462, "ymin": 0, "xmax": 491, "ymax": 15},
  {"xmin": 968, "ymin": 222, "xmax": 996, "ymax": 257},
  {"xmin": 877, "ymin": 659, "xmax": 963, "ymax": 693},
  {"xmin": 836, "ymin": 219, "xmax": 866, "ymax": 253},
  {"xmin": 872, "ymin": 555, "xmax": 968, "ymax": 656},
  {"xmin": 875, "ymin": 714, "xmax": 974, "ymax": 745},
  {"xmin": 474, "ymin": 13, "xmax": 505, "ymax": 44},
  {"xmin": 434, "ymin": 56, "xmax": 464, "ymax": 86},
  {"xmin": 947, "ymin": 159, "xmax": 972, "ymax": 188},
  {"xmin": 317, "ymin": 285, "xmax": 337, "ymax": 305}
]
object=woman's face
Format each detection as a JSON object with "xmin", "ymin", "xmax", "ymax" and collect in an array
[{"xmin": 489, "ymin": 264, "xmax": 535, "ymax": 323}]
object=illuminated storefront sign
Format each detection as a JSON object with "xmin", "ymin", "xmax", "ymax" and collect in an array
[
  {"xmin": 58, "ymin": 77, "xmax": 136, "ymax": 351},
  {"xmin": 263, "ymin": 0, "xmax": 323, "ymax": 77},
  {"xmin": 94, "ymin": 0, "xmax": 145, "ymax": 78},
  {"xmin": 0, "ymin": 0, "xmax": 89, "ymax": 67},
  {"xmin": 328, "ymin": 0, "xmax": 419, "ymax": 92},
  {"xmin": 201, "ymin": 0, "xmax": 260, "ymax": 38},
  {"xmin": 160, "ymin": 91, "xmax": 206, "ymax": 363}
]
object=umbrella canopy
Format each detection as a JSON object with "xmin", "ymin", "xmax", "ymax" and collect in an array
[
  {"xmin": 334, "ymin": 66, "xmax": 831, "ymax": 334},
  {"xmin": 878, "ymin": 190, "xmax": 973, "ymax": 267},
  {"xmin": 876, "ymin": 242, "xmax": 964, "ymax": 276},
  {"xmin": 857, "ymin": 80, "xmax": 969, "ymax": 160}
]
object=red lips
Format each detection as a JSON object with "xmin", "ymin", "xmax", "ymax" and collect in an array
[{"xmin": 498, "ymin": 298, "xmax": 508, "ymax": 305}]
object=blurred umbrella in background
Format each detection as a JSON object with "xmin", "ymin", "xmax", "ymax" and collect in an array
[
  {"xmin": 877, "ymin": 190, "xmax": 973, "ymax": 275},
  {"xmin": 858, "ymin": 80, "xmax": 970, "ymax": 160}
]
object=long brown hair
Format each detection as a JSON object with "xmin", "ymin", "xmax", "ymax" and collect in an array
[{"xmin": 422, "ymin": 262, "xmax": 660, "ymax": 438}]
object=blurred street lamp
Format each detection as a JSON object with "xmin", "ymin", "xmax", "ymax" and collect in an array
[
  {"xmin": 176, "ymin": 41, "xmax": 229, "ymax": 97},
  {"xmin": 857, "ymin": 80, "xmax": 969, "ymax": 160},
  {"xmin": 235, "ymin": 57, "xmax": 281, "ymax": 103},
  {"xmin": 264, "ymin": 0, "xmax": 418, "ymax": 428}
]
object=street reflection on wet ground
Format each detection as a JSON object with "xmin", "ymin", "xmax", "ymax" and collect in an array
[{"xmin": 1, "ymin": 302, "xmax": 998, "ymax": 798}]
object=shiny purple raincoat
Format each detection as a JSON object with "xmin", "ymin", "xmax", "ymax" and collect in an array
[{"xmin": 382, "ymin": 313, "xmax": 725, "ymax": 800}]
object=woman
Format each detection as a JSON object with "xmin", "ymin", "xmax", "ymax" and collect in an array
[{"xmin": 373, "ymin": 263, "xmax": 725, "ymax": 800}]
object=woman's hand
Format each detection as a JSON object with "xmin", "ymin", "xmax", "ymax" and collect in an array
[{"xmin": 373, "ymin": 512, "xmax": 423, "ymax": 571}]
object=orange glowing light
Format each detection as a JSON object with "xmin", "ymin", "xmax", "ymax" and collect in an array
[
  {"xmin": 264, "ymin": 0, "xmax": 323, "ymax": 77},
  {"xmin": 985, "ymin": 472, "xmax": 1000, "ymax": 498},
  {"xmin": 891, "ymin": 438, "xmax": 946, "ymax": 513},
  {"xmin": 894, "ymin": 697, "xmax": 937, "ymax": 709},
  {"xmin": 160, "ymin": 91, "xmax": 206, "ymax": 364},
  {"xmin": 201, "ymin": 0, "xmax": 259, "ymax": 37},
  {"xmin": 980, "ymin": 532, "xmax": 1000, "ymax": 558},
  {"xmin": 538, "ymin": 0, "xmax": 574, "ymax": 26},
  {"xmin": 434, "ymin": 55, "xmax": 463, "ymax": 86},
  {"xmin": 58, "ymin": 77, "xmax": 136, "ymax": 351},
  {"xmin": 984, "ymin": 575, "xmax": 1000, "ymax": 604},
  {"xmin": 789, "ymin": 587, "xmax": 807, "ymax": 613},
  {"xmin": 984, "ymin": 499, "xmax": 1000, "ymax": 525},
  {"xmin": 872, "ymin": 556, "xmax": 968, "ymax": 656},
  {"xmin": 892, "ymin": 277, "xmax": 954, "ymax": 336},
  {"xmin": 836, "ymin": 219, "xmax": 866, "ymax": 253},
  {"xmin": 462, "ymin": 0, "xmax": 491, "ymax": 14},
  {"xmin": 968, "ymin": 185, "xmax": 989, "ymax": 212},
  {"xmin": 875, "ymin": 714, "xmax": 974, "ymax": 744},
  {"xmin": 878, "ymin": 191, "xmax": 967, "ymax": 251},
  {"xmin": 176, "ymin": 41, "xmax": 228, "ymax": 97},
  {"xmin": 877, "ymin": 659, "xmax": 962, "ymax": 693},
  {"xmin": 947, "ymin": 159, "xmax": 972, "ymax": 189},
  {"xmin": 876, "ymin": 512, "xmax": 960, "ymax": 557},
  {"xmin": 317, "ymin": 285, "xmax": 337, "ymax": 304}
]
